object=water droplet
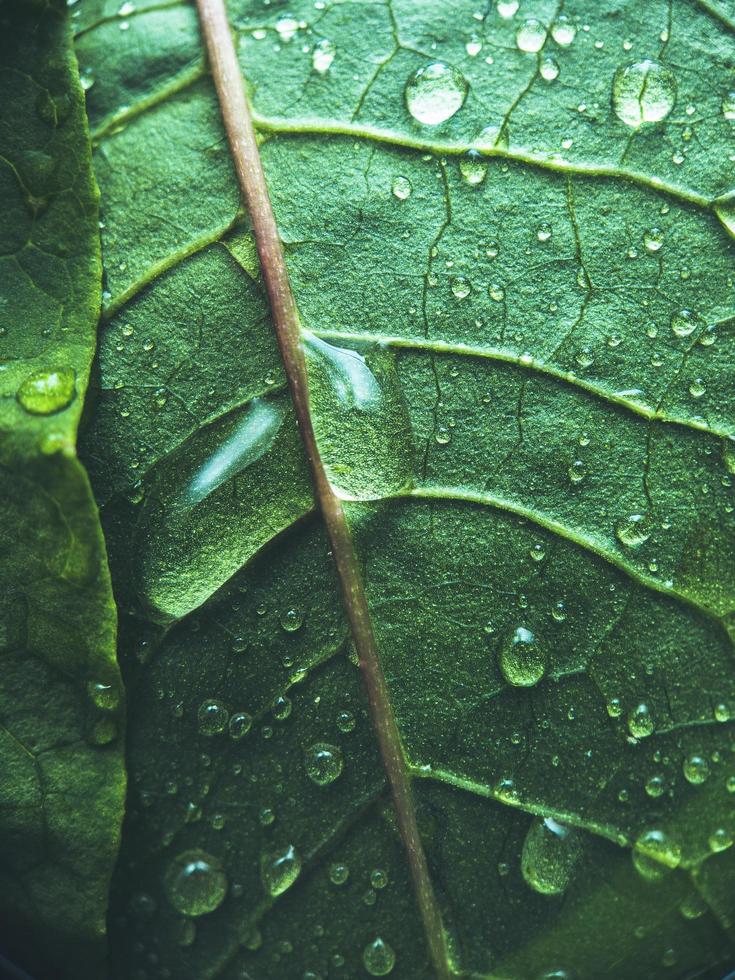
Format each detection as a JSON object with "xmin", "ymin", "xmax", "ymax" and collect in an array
[
  {"xmin": 496, "ymin": 0, "xmax": 519, "ymax": 18},
  {"xmin": 261, "ymin": 845, "xmax": 301, "ymax": 896},
  {"xmin": 574, "ymin": 348, "xmax": 594, "ymax": 369},
  {"xmin": 305, "ymin": 742, "xmax": 343, "ymax": 786},
  {"xmin": 370, "ymin": 868, "xmax": 388, "ymax": 889},
  {"xmin": 275, "ymin": 15, "xmax": 299, "ymax": 42},
  {"xmin": 722, "ymin": 91, "xmax": 735, "ymax": 120},
  {"xmin": 529, "ymin": 543, "xmax": 546, "ymax": 562},
  {"xmin": 551, "ymin": 601, "xmax": 567, "ymax": 623},
  {"xmin": 670, "ymin": 308, "xmax": 700, "ymax": 338},
  {"xmin": 540, "ymin": 56, "xmax": 559, "ymax": 82},
  {"xmin": 627, "ymin": 703, "xmax": 654, "ymax": 738},
  {"xmin": 612, "ymin": 60, "xmax": 676, "ymax": 128},
  {"xmin": 17, "ymin": 368, "xmax": 76, "ymax": 415},
  {"xmin": 521, "ymin": 817, "xmax": 583, "ymax": 895},
  {"xmin": 312, "ymin": 38, "xmax": 335, "ymax": 73},
  {"xmin": 272, "ymin": 694, "xmax": 292, "ymax": 721},
  {"xmin": 536, "ymin": 221, "xmax": 553, "ymax": 242},
  {"xmin": 488, "ymin": 283, "xmax": 505, "ymax": 302},
  {"xmin": 645, "ymin": 774, "xmax": 665, "ymax": 798},
  {"xmin": 329, "ymin": 862, "xmax": 349, "ymax": 885},
  {"xmin": 363, "ymin": 937, "xmax": 395, "ymax": 976},
  {"xmin": 459, "ymin": 150, "xmax": 487, "ymax": 185},
  {"xmin": 391, "ymin": 175, "xmax": 412, "ymax": 200},
  {"xmin": 499, "ymin": 626, "xmax": 546, "ymax": 687},
  {"xmin": 451, "ymin": 276, "xmax": 472, "ymax": 300},
  {"xmin": 87, "ymin": 681, "xmax": 120, "ymax": 712},
  {"xmin": 80, "ymin": 67, "xmax": 95, "ymax": 91},
  {"xmin": 229, "ymin": 712, "xmax": 252, "ymax": 739},
  {"xmin": 607, "ymin": 697, "xmax": 622, "ymax": 718},
  {"xmin": 708, "ymin": 827, "xmax": 732, "ymax": 852},
  {"xmin": 280, "ymin": 607, "xmax": 304, "ymax": 632},
  {"xmin": 680, "ymin": 892, "xmax": 707, "ymax": 919},
  {"xmin": 551, "ymin": 15, "xmax": 577, "ymax": 46},
  {"xmin": 198, "ymin": 700, "xmax": 229, "ymax": 736},
  {"xmin": 404, "ymin": 63, "xmax": 468, "ymax": 125},
  {"xmin": 465, "ymin": 35, "xmax": 482, "ymax": 58},
  {"xmin": 336, "ymin": 710, "xmax": 356, "ymax": 733},
  {"xmin": 683, "ymin": 753, "xmax": 710, "ymax": 785},
  {"xmin": 567, "ymin": 460, "xmax": 586, "ymax": 484},
  {"xmin": 615, "ymin": 513, "xmax": 651, "ymax": 548},
  {"xmin": 644, "ymin": 227, "xmax": 664, "ymax": 252},
  {"xmin": 633, "ymin": 829, "xmax": 681, "ymax": 881},
  {"xmin": 164, "ymin": 850, "xmax": 227, "ymax": 916},
  {"xmin": 714, "ymin": 702, "xmax": 730, "ymax": 722},
  {"xmin": 688, "ymin": 378, "xmax": 706, "ymax": 399},
  {"xmin": 516, "ymin": 19, "xmax": 547, "ymax": 53}
]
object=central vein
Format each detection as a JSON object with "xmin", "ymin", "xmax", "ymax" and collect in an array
[{"xmin": 194, "ymin": 0, "xmax": 451, "ymax": 975}]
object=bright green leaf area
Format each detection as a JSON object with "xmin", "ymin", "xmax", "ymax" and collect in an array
[
  {"xmin": 0, "ymin": 2, "xmax": 125, "ymax": 978},
  {"xmin": 74, "ymin": 0, "xmax": 735, "ymax": 977}
]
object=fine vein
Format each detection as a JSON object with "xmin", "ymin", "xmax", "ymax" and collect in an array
[{"xmin": 194, "ymin": 0, "xmax": 451, "ymax": 975}]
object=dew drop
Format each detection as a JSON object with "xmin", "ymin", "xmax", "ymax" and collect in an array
[
  {"xmin": 404, "ymin": 63, "xmax": 468, "ymax": 125},
  {"xmin": 521, "ymin": 817, "xmax": 583, "ymax": 895},
  {"xmin": 363, "ymin": 937, "xmax": 395, "ymax": 976},
  {"xmin": 336, "ymin": 710, "xmax": 356, "ymax": 733},
  {"xmin": 615, "ymin": 513, "xmax": 651, "ymax": 548},
  {"xmin": 516, "ymin": 19, "xmax": 547, "ymax": 53},
  {"xmin": 643, "ymin": 227, "xmax": 664, "ymax": 252},
  {"xmin": 499, "ymin": 626, "xmax": 546, "ymax": 687},
  {"xmin": 551, "ymin": 601, "xmax": 567, "ymax": 623},
  {"xmin": 536, "ymin": 221, "xmax": 553, "ymax": 242},
  {"xmin": 627, "ymin": 703, "xmax": 654, "ymax": 738},
  {"xmin": 465, "ymin": 35, "xmax": 482, "ymax": 58},
  {"xmin": 272, "ymin": 694, "xmax": 292, "ymax": 721},
  {"xmin": 371, "ymin": 868, "xmax": 389, "ymax": 889},
  {"xmin": 164, "ymin": 850, "xmax": 227, "ymax": 916},
  {"xmin": 496, "ymin": 0, "xmax": 519, "ymax": 19},
  {"xmin": 459, "ymin": 150, "xmax": 487, "ymax": 185},
  {"xmin": 688, "ymin": 378, "xmax": 706, "ymax": 399},
  {"xmin": 305, "ymin": 742, "xmax": 344, "ymax": 786},
  {"xmin": 17, "ymin": 368, "xmax": 76, "ymax": 415},
  {"xmin": 329, "ymin": 862, "xmax": 349, "ymax": 885},
  {"xmin": 198, "ymin": 700, "xmax": 229, "ymax": 736},
  {"xmin": 612, "ymin": 60, "xmax": 676, "ymax": 128},
  {"xmin": 451, "ymin": 276, "xmax": 472, "ymax": 300},
  {"xmin": 567, "ymin": 460, "xmax": 586, "ymax": 484},
  {"xmin": 275, "ymin": 15, "xmax": 299, "ymax": 42},
  {"xmin": 488, "ymin": 283, "xmax": 505, "ymax": 302},
  {"xmin": 551, "ymin": 15, "xmax": 577, "ymax": 47},
  {"xmin": 87, "ymin": 681, "xmax": 120, "ymax": 712},
  {"xmin": 670, "ymin": 308, "xmax": 700, "ymax": 337},
  {"xmin": 229, "ymin": 711, "xmax": 252, "ymax": 739},
  {"xmin": 682, "ymin": 753, "xmax": 710, "ymax": 785},
  {"xmin": 391, "ymin": 175, "xmax": 412, "ymax": 200},
  {"xmin": 280, "ymin": 607, "xmax": 304, "ymax": 632},
  {"xmin": 645, "ymin": 774, "xmax": 665, "ymax": 798},
  {"xmin": 633, "ymin": 829, "xmax": 681, "ymax": 881},
  {"xmin": 708, "ymin": 827, "xmax": 732, "ymax": 852},
  {"xmin": 312, "ymin": 38, "xmax": 335, "ymax": 73},
  {"xmin": 540, "ymin": 56, "xmax": 559, "ymax": 82},
  {"xmin": 261, "ymin": 845, "xmax": 301, "ymax": 896},
  {"xmin": 680, "ymin": 892, "xmax": 708, "ymax": 919},
  {"xmin": 722, "ymin": 91, "xmax": 735, "ymax": 120}
]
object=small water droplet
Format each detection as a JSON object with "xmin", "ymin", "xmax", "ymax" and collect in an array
[
  {"xmin": 87, "ymin": 681, "xmax": 120, "ymax": 712},
  {"xmin": 645, "ymin": 774, "xmax": 665, "ymax": 798},
  {"xmin": 459, "ymin": 150, "xmax": 487, "ymax": 185},
  {"xmin": 17, "ymin": 368, "xmax": 76, "ymax": 415},
  {"xmin": 612, "ymin": 60, "xmax": 676, "ymax": 128},
  {"xmin": 516, "ymin": 19, "xmax": 547, "ymax": 53},
  {"xmin": 551, "ymin": 15, "xmax": 577, "ymax": 47},
  {"xmin": 304, "ymin": 742, "xmax": 344, "ymax": 786},
  {"xmin": 722, "ymin": 91, "xmax": 735, "ymax": 120},
  {"xmin": 229, "ymin": 711, "xmax": 252, "ymax": 739},
  {"xmin": 280, "ymin": 607, "xmax": 304, "ymax": 632},
  {"xmin": 627, "ymin": 703, "xmax": 654, "ymax": 738},
  {"xmin": 708, "ymin": 827, "xmax": 732, "ymax": 852},
  {"xmin": 499, "ymin": 626, "xmax": 547, "ymax": 687},
  {"xmin": 391, "ymin": 175, "xmax": 412, "ymax": 200},
  {"xmin": 312, "ymin": 38, "xmax": 335, "ymax": 73},
  {"xmin": 336, "ymin": 710, "xmax": 356, "ymax": 733},
  {"xmin": 567, "ymin": 460, "xmax": 586, "ymax": 484},
  {"xmin": 633, "ymin": 829, "xmax": 681, "ymax": 881},
  {"xmin": 261, "ymin": 845, "xmax": 301, "ymax": 896},
  {"xmin": 540, "ymin": 56, "xmax": 559, "ymax": 82},
  {"xmin": 521, "ymin": 817, "xmax": 583, "ymax": 895},
  {"xmin": 404, "ymin": 63, "xmax": 468, "ymax": 125},
  {"xmin": 450, "ymin": 276, "xmax": 472, "ymax": 300},
  {"xmin": 275, "ymin": 15, "xmax": 299, "ymax": 42},
  {"xmin": 615, "ymin": 513, "xmax": 651, "ymax": 548},
  {"xmin": 643, "ymin": 227, "xmax": 664, "ymax": 252},
  {"xmin": 551, "ymin": 601, "xmax": 567, "ymax": 623},
  {"xmin": 496, "ymin": 0, "xmax": 519, "ymax": 18},
  {"xmin": 164, "ymin": 850, "xmax": 227, "ymax": 916},
  {"xmin": 329, "ymin": 862, "xmax": 349, "ymax": 885},
  {"xmin": 488, "ymin": 283, "xmax": 505, "ymax": 302},
  {"xmin": 688, "ymin": 378, "xmax": 706, "ymax": 398},
  {"xmin": 198, "ymin": 700, "xmax": 229, "ymax": 736},
  {"xmin": 671, "ymin": 308, "xmax": 700, "ymax": 338},
  {"xmin": 536, "ymin": 221, "xmax": 553, "ymax": 242},
  {"xmin": 465, "ymin": 35, "xmax": 482, "ymax": 58},
  {"xmin": 272, "ymin": 694, "xmax": 292, "ymax": 721},
  {"xmin": 683, "ymin": 753, "xmax": 710, "ymax": 784},
  {"xmin": 363, "ymin": 937, "xmax": 396, "ymax": 976}
]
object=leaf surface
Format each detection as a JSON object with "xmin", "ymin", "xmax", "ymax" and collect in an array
[
  {"xmin": 0, "ymin": 1, "xmax": 125, "ymax": 977},
  {"xmin": 74, "ymin": 1, "xmax": 735, "ymax": 977}
]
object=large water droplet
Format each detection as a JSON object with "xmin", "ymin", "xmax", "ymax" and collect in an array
[
  {"xmin": 312, "ymin": 38, "xmax": 335, "ymax": 73},
  {"xmin": 16, "ymin": 368, "xmax": 76, "ymax": 415},
  {"xmin": 198, "ymin": 699, "xmax": 229, "ymax": 736},
  {"xmin": 670, "ymin": 308, "xmax": 700, "ymax": 338},
  {"xmin": 261, "ymin": 845, "xmax": 302, "ymax": 896},
  {"xmin": 627, "ymin": 702, "xmax": 654, "ymax": 738},
  {"xmin": 521, "ymin": 817, "xmax": 583, "ymax": 895},
  {"xmin": 516, "ymin": 19, "xmax": 547, "ymax": 53},
  {"xmin": 612, "ymin": 60, "xmax": 676, "ymax": 127},
  {"xmin": 164, "ymin": 850, "xmax": 227, "ymax": 916},
  {"xmin": 633, "ymin": 829, "xmax": 681, "ymax": 881},
  {"xmin": 499, "ymin": 626, "xmax": 547, "ymax": 687},
  {"xmin": 305, "ymin": 742, "xmax": 344, "ymax": 785},
  {"xmin": 615, "ymin": 513, "xmax": 651, "ymax": 548},
  {"xmin": 404, "ymin": 62, "xmax": 468, "ymax": 125},
  {"xmin": 683, "ymin": 753, "xmax": 710, "ymax": 785},
  {"xmin": 363, "ymin": 937, "xmax": 396, "ymax": 976},
  {"xmin": 391, "ymin": 175, "xmax": 412, "ymax": 200},
  {"xmin": 551, "ymin": 15, "xmax": 577, "ymax": 47}
]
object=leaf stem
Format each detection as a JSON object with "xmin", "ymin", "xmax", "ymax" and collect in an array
[{"xmin": 194, "ymin": 0, "xmax": 450, "ymax": 975}]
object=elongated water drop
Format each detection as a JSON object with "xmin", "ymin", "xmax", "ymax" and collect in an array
[
  {"xmin": 612, "ymin": 60, "xmax": 676, "ymax": 127},
  {"xmin": 627, "ymin": 702, "xmax": 654, "ymax": 738},
  {"xmin": 261, "ymin": 845, "xmax": 301, "ymax": 896},
  {"xmin": 499, "ymin": 626, "xmax": 546, "ymax": 687},
  {"xmin": 164, "ymin": 850, "xmax": 227, "ymax": 916},
  {"xmin": 521, "ymin": 817, "xmax": 583, "ymax": 895},
  {"xmin": 17, "ymin": 368, "xmax": 76, "ymax": 415},
  {"xmin": 404, "ymin": 63, "xmax": 468, "ymax": 125}
]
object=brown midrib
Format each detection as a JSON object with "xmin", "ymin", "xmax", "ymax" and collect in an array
[{"xmin": 194, "ymin": 0, "xmax": 450, "ymax": 976}]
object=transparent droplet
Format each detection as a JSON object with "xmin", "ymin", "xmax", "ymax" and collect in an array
[
  {"xmin": 459, "ymin": 150, "xmax": 487, "ymax": 185},
  {"xmin": 575, "ymin": 348, "xmax": 594, "ymax": 369},
  {"xmin": 536, "ymin": 221, "xmax": 552, "ymax": 242},
  {"xmin": 305, "ymin": 742, "xmax": 344, "ymax": 786},
  {"xmin": 645, "ymin": 774, "xmax": 665, "ymax": 798},
  {"xmin": 363, "ymin": 938, "xmax": 396, "ymax": 976},
  {"xmin": 708, "ymin": 827, "xmax": 732, "ymax": 852},
  {"xmin": 280, "ymin": 607, "xmax": 304, "ymax": 632},
  {"xmin": 164, "ymin": 850, "xmax": 227, "ymax": 916},
  {"xmin": 521, "ymin": 817, "xmax": 583, "ymax": 895},
  {"xmin": 465, "ymin": 35, "xmax": 482, "ymax": 58},
  {"xmin": 671, "ymin": 309, "xmax": 700, "ymax": 337},
  {"xmin": 488, "ymin": 283, "xmax": 505, "ymax": 302},
  {"xmin": 391, "ymin": 175, "xmax": 412, "ymax": 200},
  {"xmin": 682, "ymin": 753, "xmax": 710, "ymax": 785},
  {"xmin": 688, "ymin": 378, "xmax": 706, "ymax": 399},
  {"xmin": 275, "ymin": 15, "xmax": 299, "ymax": 42},
  {"xmin": 87, "ymin": 681, "xmax": 120, "ymax": 712},
  {"xmin": 606, "ymin": 697, "xmax": 622, "ymax": 718},
  {"xmin": 499, "ymin": 626, "xmax": 547, "ymax": 687},
  {"xmin": 261, "ymin": 845, "xmax": 301, "ymax": 896},
  {"xmin": 17, "ymin": 368, "xmax": 76, "ymax": 415},
  {"xmin": 540, "ymin": 56, "xmax": 559, "ymax": 82},
  {"xmin": 722, "ymin": 91, "xmax": 735, "ymax": 120},
  {"xmin": 404, "ymin": 63, "xmax": 468, "ymax": 125},
  {"xmin": 329, "ymin": 862, "xmax": 349, "ymax": 885},
  {"xmin": 272, "ymin": 694, "xmax": 292, "ymax": 721},
  {"xmin": 80, "ymin": 67, "xmax": 95, "ymax": 91},
  {"xmin": 567, "ymin": 460, "xmax": 586, "ymax": 484},
  {"xmin": 612, "ymin": 60, "xmax": 676, "ymax": 127},
  {"xmin": 496, "ymin": 0, "xmax": 519, "ymax": 18},
  {"xmin": 451, "ymin": 276, "xmax": 472, "ymax": 299},
  {"xmin": 714, "ymin": 702, "xmax": 730, "ymax": 722},
  {"xmin": 680, "ymin": 892, "xmax": 707, "ymax": 919},
  {"xmin": 312, "ymin": 38, "xmax": 335, "ymax": 73},
  {"xmin": 627, "ymin": 703, "xmax": 654, "ymax": 738},
  {"xmin": 529, "ymin": 543, "xmax": 546, "ymax": 562},
  {"xmin": 516, "ymin": 19, "xmax": 547, "ymax": 53},
  {"xmin": 229, "ymin": 712, "xmax": 252, "ymax": 739},
  {"xmin": 336, "ymin": 710, "xmax": 356, "ymax": 733},
  {"xmin": 370, "ymin": 868, "xmax": 389, "ymax": 889},
  {"xmin": 551, "ymin": 601, "xmax": 567, "ymax": 623},
  {"xmin": 198, "ymin": 700, "xmax": 229, "ymax": 736},
  {"xmin": 633, "ymin": 829, "xmax": 681, "ymax": 881},
  {"xmin": 615, "ymin": 513, "xmax": 651, "ymax": 548},
  {"xmin": 644, "ymin": 227, "xmax": 664, "ymax": 252},
  {"xmin": 551, "ymin": 15, "xmax": 577, "ymax": 47}
]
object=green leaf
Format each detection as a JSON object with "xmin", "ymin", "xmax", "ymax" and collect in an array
[
  {"xmin": 0, "ymin": 1, "xmax": 125, "ymax": 976},
  {"xmin": 75, "ymin": 0, "xmax": 735, "ymax": 977}
]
